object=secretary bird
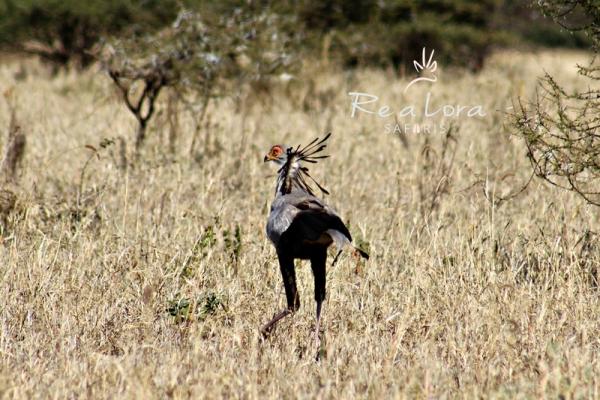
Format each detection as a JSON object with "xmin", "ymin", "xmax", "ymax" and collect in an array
[{"xmin": 261, "ymin": 133, "xmax": 368, "ymax": 340}]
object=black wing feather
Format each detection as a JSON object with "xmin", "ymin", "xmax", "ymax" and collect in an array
[{"xmin": 282, "ymin": 208, "xmax": 352, "ymax": 243}]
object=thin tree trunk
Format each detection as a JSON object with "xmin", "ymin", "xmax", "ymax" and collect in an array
[{"xmin": 136, "ymin": 121, "xmax": 147, "ymax": 150}]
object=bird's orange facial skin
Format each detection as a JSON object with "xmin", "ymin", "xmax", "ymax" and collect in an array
[
  {"xmin": 264, "ymin": 145, "xmax": 284, "ymax": 162},
  {"xmin": 271, "ymin": 145, "xmax": 283, "ymax": 158}
]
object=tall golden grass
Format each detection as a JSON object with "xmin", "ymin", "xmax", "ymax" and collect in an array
[{"xmin": 0, "ymin": 49, "xmax": 598, "ymax": 398}]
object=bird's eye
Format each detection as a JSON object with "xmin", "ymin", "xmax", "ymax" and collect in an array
[{"xmin": 272, "ymin": 146, "xmax": 282, "ymax": 156}]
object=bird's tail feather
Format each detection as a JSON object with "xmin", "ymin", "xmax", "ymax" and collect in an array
[
  {"xmin": 326, "ymin": 229, "xmax": 370, "ymax": 261},
  {"xmin": 326, "ymin": 229, "xmax": 351, "ymax": 250}
]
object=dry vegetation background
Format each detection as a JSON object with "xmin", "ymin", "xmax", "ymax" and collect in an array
[{"xmin": 0, "ymin": 49, "xmax": 599, "ymax": 398}]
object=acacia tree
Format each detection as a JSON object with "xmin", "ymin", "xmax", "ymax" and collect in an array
[
  {"xmin": 105, "ymin": 57, "xmax": 177, "ymax": 149},
  {"xmin": 101, "ymin": 7, "xmax": 297, "ymax": 152},
  {"xmin": 512, "ymin": 0, "xmax": 600, "ymax": 206}
]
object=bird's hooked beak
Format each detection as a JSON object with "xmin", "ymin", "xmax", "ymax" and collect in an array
[{"xmin": 264, "ymin": 150, "xmax": 281, "ymax": 163}]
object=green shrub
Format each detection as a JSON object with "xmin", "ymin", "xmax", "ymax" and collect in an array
[
  {"xmin": 0, "ymin": 0, "xmax": 594, "ymax": 71},
  {"xmin": 0, "ymin": 0, "xmax": 178, "ymax": 67},
  {"xmin": 293, "ymin": 0, "xmax": 501, "ymax": 70}
]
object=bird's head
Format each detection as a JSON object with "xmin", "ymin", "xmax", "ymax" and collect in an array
[
  {"xmin": 263, "ymin": 144, "xmax": 288, "ymax": 166},
  {"xmin": 264, "ymin": 133, "xmax": 332, "ymax": 196}
]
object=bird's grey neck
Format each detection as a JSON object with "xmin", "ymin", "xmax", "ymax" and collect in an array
[{"xmin": 275, "ymin": 156, "xmax": 300, "ymax": 196}]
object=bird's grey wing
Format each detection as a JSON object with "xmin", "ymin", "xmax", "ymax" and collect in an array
[{"xmin": 266, "ymin": 195, "xmax": 302, "ymax": 246}]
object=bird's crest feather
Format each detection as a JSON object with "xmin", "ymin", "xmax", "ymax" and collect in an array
[{"xmin": 277, "ymin": 132, "xmax": 331, "ymax": 197}]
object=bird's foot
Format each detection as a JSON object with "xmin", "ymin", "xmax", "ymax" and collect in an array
[
  {"xmin": 260, "ymin": 309, "xmax": 292, "ymax": 340},
  {"xmin": 260, "ymin": 325, "xmax": 273, "ymax": 340}
]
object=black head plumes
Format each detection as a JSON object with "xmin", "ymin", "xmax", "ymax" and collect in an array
[{"xmin": 277, "ymin": 132, "xmax": 332, "ymax": 197}]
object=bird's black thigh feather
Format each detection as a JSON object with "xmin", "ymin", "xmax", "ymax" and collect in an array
[{"xmin": 277, "ymin": 251, "xmax": 300, "ymax": 311}]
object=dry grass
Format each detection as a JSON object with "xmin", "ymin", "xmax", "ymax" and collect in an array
[{"xmin": 0, "ymin": 49, "xmax": 599, "ymax": 399}]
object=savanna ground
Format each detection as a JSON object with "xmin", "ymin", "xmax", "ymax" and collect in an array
[{"xmin": 0, "ymin": 49, "xmax": 599, "ymax": 399}]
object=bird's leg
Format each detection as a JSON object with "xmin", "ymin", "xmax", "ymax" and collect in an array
[
  {"xmin": 261, "ymin": 252, "xmax": 299, "ymax": 338},
  {"xmin": 310, "ymin": 248, "xmax": 327, "ymax": 347},
  {"xmin": 314, "ymin": 300, "xmax": 323, "ymax": 343}
]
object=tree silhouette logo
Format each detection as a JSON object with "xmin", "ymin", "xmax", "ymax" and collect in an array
[{"xmin": 404, "ymin": 47, "xmax": 438, "ymax": 93}]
